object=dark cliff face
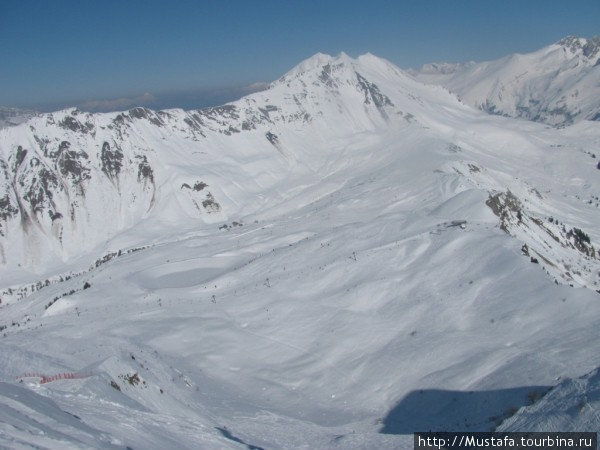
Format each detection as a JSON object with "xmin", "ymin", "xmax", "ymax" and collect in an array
[
  {"xmin": 356, "ymin": 72, "xmax": 393, "ymax": 109},
  {"xmin": 100, "ymin": 141, "xmax": 123, "ymax": 183},
  {"xmin": 22, "ymin": 159, "xmax": 60, "ymax": 215},
  {"xmin": 0, "ymin": 183, "xmax": 18, "ymax": 237},
  {"xmin": 558, "ymin": 36, "xmax": 600, "ymax": 60},
  {"xmin": 0, "ymin": 103, "xmax": 243, "ymax": 264},
  {"xmin": 136, "ymin": 155, "xmax": 154, "ymax": 184},
  {"xmin": 0, "ymin": 109, "xmax": 154, "ymax": 262},
  {"xmin": 55, "ymin": 141, "xmax": 91, "ymax": 191}
]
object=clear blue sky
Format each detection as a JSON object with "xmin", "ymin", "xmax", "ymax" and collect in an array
[{"xmin": 1, "ymin": 0, "xmax": 598, "ymax": 112}]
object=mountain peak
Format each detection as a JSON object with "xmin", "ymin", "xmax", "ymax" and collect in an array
[
  {"xmin": 557, "ymin": 35, "xmax": 600, "ymax": 59},
  {"xmin": 557, "ymin": 35, "xmax": 586, "ymax": 48},
  {"xmin": 285, "ymin": 52, "xmax": 335, "ymax": 76},
  {"xmin": 281, "ymin": 51, "xmax": 367, "ymax": 77},
  {"xmin": 280, "ymin": 51, "xmax": 397, "ymax": 84}
]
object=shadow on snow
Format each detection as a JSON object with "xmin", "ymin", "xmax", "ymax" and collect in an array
[{"xmin": 380, "ymin": 385, "xmax": 550, "ymax": 434}]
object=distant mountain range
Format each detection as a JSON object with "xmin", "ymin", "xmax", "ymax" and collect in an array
[
  {"xmin": 0, "ymin": 106, "xmax": 37, "ymax": 129},
  {"xmin": 412, "ymin": 36, "xmax": 600, "ymax": 126}
]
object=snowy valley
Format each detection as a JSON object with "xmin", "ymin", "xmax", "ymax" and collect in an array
[{"xmin": 1, "ymin": 46, "xmax": 600, "ymax": 449}]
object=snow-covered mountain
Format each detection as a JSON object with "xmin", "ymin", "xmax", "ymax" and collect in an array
[
  {"xmin": 498, "ymin": 366, "xmax": 600, "ymax": 433},
  {"xmin": 0, "ymin": 106, "xmax": 37, "ymax": 129},
  {"xmin": 1, "ymin": 52, "xmax": 600, "ymax": 448},
  {"xmin": 0, "ymin": 52, "xmax": 406, "ymax": 270},
  {"xmin": 412, "ymin": 36, "xmax": 600, "ymax": 126}
]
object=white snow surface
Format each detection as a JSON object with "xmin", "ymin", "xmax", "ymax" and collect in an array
[
  {"xmin": 1, "ymin": 51, "xmax": 600, "ymax": 448},
  {"xmin": 412, "ymin": 36, "xmax": 600, "ymax": 126},
  {"xmin": 498, "ymin": 366, "xmax": 600, "ymax": 433}
]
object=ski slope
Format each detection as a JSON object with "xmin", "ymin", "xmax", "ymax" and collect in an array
[{"xmin": 1, "ymin": 51, "xmax": 600, "ymax": 448}]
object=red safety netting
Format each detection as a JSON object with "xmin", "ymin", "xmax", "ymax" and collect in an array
[{"xmin": 16, "ymin": 372, "xmax": 91, "ymax": 384}]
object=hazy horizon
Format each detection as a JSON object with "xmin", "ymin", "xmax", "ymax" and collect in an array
[{"xmin": 1, "ymin": 0, "xmax": 599, "ymax": 112}]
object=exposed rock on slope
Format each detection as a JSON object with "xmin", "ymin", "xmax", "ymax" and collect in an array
[{"xmin": 0, "ymin": 53, "xmax": 402, "ymax": 267}]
